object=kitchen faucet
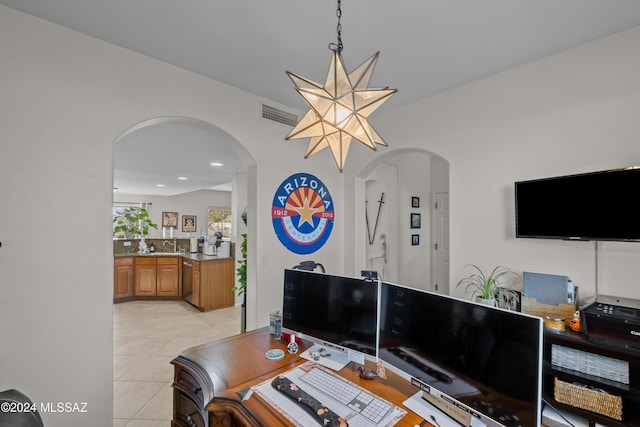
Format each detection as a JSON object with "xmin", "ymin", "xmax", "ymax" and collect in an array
[{"xmin": 163, "ymin": 239, "xmax": 177, "ymax": 252}]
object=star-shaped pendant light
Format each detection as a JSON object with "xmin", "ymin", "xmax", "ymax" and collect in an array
[{"xmin": 285, "ymin": 0, "xmax": 397, "ymax": 172}]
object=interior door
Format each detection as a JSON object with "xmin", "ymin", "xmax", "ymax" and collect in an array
[{"xmin": 433, "ymin": 192, "xmax": 449, "ymax": 294}]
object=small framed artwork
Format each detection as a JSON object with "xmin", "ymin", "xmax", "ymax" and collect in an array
[
  {"xmin": 412, "ymin": 234, "xmax": 420, "ymax": 246},
  {"xmin": 162, "ymin": 211, "xmax": 178, "ymax": 228},
  {"xmin": 411, "ymin": 213, "xmax": 421, "ymax": 229},
  {"xmin": 412, "ymin": 196, "xmax": 420, "ymax": 208},
  {"xmin": 182, "ymin": 215, "xmax": 197, "ymax": 232}
]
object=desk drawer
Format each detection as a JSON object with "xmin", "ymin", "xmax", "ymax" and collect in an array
[
  {"xmin": 174, "ymin": 390, "xmax": 206, "ymax": 427},
  {"xmin": 175, "ymin": 366, "xmax": 205, "ymax": 405}
]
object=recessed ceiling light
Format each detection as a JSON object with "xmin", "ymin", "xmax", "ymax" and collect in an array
[
  {"xmin": 210, "ymin": 162, "xmax": 224, "ymax": 167},
  {"xmin": 157, "ymin": 184, "xmax": 165, "ymax": 187},
  {"xmin": 178, "ymin": 176, "xmax": 188, "ymax": 180}
]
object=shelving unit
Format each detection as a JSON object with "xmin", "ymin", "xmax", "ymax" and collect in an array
[{"xmin": 543, "ymin": 330, "xmax": 640, "ymax": 426}]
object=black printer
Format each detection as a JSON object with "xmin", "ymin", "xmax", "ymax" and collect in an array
[{"xmin": 581, "ymin": 295, "xmax": 640, "ymax": 352}]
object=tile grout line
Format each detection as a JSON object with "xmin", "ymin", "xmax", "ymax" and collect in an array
[{"xmin": 113, "ymin": 300, "xmax": 241, "ymax": 427}]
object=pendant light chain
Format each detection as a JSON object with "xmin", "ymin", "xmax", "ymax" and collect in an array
[
  {"xmin": 286, "ymin": 0, "xmax": 396, "ymax": 171},
  {"xmin": 329, "ymin": 0, "xmax": 343, "ymax": 52}
]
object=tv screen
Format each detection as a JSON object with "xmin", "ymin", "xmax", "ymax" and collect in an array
[
  {"xmin": 515, "ymin": 167, "xmax": 640, "ymax": 241},
  {"xmin": 281, "ymin": 269, "xmax": 378, "ymax": 357},
  {"xmin": 379, "ymin": 282, "xmax": 542, "ymax": 427}
]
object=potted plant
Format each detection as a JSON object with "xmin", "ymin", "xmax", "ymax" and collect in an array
[
  {"xmin": 233, "ymin": 233, "xmax": 247, "ymax": 333},
  {"xmin": 456, "ymin": 264, "xmax": 520, "ymax": 309},
  {"xmin": 233, "ymin": 233, "xmax": 247, "ymax": 296},
  {"xmin": 113, "ymin": 207, "xmax": 157, "ymax": 238}
]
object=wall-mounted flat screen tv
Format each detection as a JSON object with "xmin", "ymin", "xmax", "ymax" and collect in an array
[{"xmin": 515, "ymin": 167, "xmax": 640, "ymax": 241}]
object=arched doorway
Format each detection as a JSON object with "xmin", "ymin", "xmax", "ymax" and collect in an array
[
  {"xmin": 112, "ymin": 115, "xmax": 257, "ymax": 315},
  {"xmin": 111, "ymin": 116, "xmax": 258, "ymax": 423},
  {"xmin": 357, "ymin": 149, "xmax": 449, "ymax": 293}
]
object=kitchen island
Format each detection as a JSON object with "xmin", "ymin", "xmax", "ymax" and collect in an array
[
  {"xmin": 182, "ymin": 254, "xmax": 235, "ymax": 312},
  {"xmin": 113, "ymin": 252, "xmax": 235, "ymax": 312}
]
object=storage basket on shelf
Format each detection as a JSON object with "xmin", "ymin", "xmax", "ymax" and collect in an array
[
  {"xmin": 551, "ymin": 344, "xmax": 630, "ymax": 384},
  {"xmin": 554, "ymin": 377, "xmax": 623, "ymax": 421}
]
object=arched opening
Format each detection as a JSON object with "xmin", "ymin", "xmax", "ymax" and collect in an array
[
  {"xmin": 113, "ymin": 116, "xmax": 257, "ymax": 302},
  {"xmin": 356, "ymin": 148, "xmax": 449, "ymax": 293},
  {"xmin": 111, "ymin": 116, "xmax": 259, "ymax": 423}
]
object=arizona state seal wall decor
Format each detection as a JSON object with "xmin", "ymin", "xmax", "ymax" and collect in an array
[{"xmin": 271, "ymin": 173, "xmax": 335, "ymax": 254}]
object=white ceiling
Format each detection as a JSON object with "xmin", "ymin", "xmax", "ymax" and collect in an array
[
  {"xmin": 113, "ymin": 119, "xmax": 246, "ymax": 195},
  {"xmin": 4, "ymin": 0, "xmax": 640, "ymax": 195}
]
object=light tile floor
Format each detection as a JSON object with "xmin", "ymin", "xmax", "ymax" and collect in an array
[{"xmin": 113, "ymin": 300, "xmax": 242, "ymax": 427}]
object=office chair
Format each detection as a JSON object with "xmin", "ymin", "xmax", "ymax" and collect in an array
[
  {"xmin": 0, "ymin": 389, "xmax": 45, "ymax": 427},
  {"xmin": 292, "ymin": 261, "xmax": 325, "ymax": 273}
]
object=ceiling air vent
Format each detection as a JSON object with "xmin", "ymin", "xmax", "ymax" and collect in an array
[{"xmin": 261, "ymin": 104, "xmax": 298, "ymax": 127}]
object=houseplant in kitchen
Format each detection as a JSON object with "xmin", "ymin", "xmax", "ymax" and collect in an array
[
  {"xmin": 456, "ymin": 264, "xmax": 520, "ymax": 309},
  {"xmin": 113, "ymin": 207, "xmax": 157, "ymax": 238}
]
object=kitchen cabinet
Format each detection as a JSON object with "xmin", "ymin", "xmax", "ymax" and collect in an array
[
  {"xmin": 192, "ymin": 260, "xmax": 201, "ymax": 307},
  {"xmin": 113, "ymin": 256, "xmax": 134, "ymax": 301},
  {"xmin": 135, "ymin": 257, "xmax": 157, "ymax": 296},
  {"xmin": 157, "ymin": 257, "xmax": 180, "ymax": 297},
  {"xmin": 115, "ymin": 254, "xmax": 230, "ymax": 307},
  {"xmin": 134, "ymin": 256, "xmax": 180, "ymax": 297},
  {"xmin": 543, "ymin": 330, "xmax": 640, "ymax": 426},
  {"xmin": 188, "ymin": 257, "xmax": 234, "ymax": 312}
]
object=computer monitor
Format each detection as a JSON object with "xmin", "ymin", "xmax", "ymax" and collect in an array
[
  {"xmin": 379, "ymin": 281, "xmax": 543, "ymax": 427},
  {"xmin": 281, "ymin": 269, "xmax": 379, "ymax": 359}
]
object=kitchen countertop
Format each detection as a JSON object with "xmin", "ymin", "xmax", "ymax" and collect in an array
[{"xmin": 114, "ymin": 252, "xmax": 231, "ymax": 262}]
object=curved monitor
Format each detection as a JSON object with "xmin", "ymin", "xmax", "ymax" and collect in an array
[
  {"xmin": 281, "ymin": 269, "xmax": 379, "ymax": 359},
  {"xmin": 379, "ymin": 282, "xmax": 543, "ymax": 427}
]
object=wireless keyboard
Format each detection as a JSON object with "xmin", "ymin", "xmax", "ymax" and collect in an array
[{"xmin": 299, "ymin": 366, "xmax": 393, "ymax": 425}]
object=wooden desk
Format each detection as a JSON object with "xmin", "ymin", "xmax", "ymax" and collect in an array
[{"xmin": 171, "ymin": 327, "xmax": 428, "ymax": 427}]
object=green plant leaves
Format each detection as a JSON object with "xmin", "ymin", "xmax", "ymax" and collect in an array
[
  {"xmin": 233, "ymin": 233, "xmax": 247, "ymax": 296},
  {"xmin": 456, "ymin": 264, "xmax": 520, "ymax": 309},
  {"xmin": 113, "ymin": 207, "xmax": 157, "ymax": 237}
]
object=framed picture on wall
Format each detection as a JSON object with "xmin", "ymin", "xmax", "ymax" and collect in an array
[
  {"xmin": 182, "ymin": 215, "xmax": 196, "ymax": 232},
  {"xmin": 412, "ymin": 196, "xmax": 420, "ymax": 208},
  {"xmin": 162, "ymin": 211, "xmax": 178, "ymax": 228},
  {"xmin": 411, "ymin": 213, "xmax": 421, "ymax": 229},
  {"xmin": 412, "ymin": 234, "xmax": 420, "ymax": 245}
]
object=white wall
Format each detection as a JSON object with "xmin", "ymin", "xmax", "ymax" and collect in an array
[
  {"xmin": 231, "ymin": 171, "xmax": 248, "ymax": 308},
  {"xmin": 364, "ymin": 153, "xmax": 435, "ymax": 288},
  {"xmin": 113, "ymin": 189, "xmax": 231, "ymax": 239},
  {"xmin": 364, "ymin": 166, "xmax": 395, "ymax": 279},
  {"xmin": 0, "ymin": 7, "xmax": 344, "ymax": 426},
  {"xmin": 395, "ymin": 153, "xmax": 432, "ymax": 289},
  {"xmin": 430, "ymin": 156, "xmax": 449, "ymax": 194},
  {"xmin": 345, "ymin": 25, "xmax": 640, "ymax": 302},
  {"xmin": 2, "ymin": 5, "xmax": 640, "ymax": 426}
]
